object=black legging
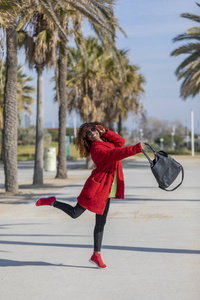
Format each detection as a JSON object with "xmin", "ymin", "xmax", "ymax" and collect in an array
[{"xmin": 53, "ymin": 199, "xmax": 110, "ymax": 252}]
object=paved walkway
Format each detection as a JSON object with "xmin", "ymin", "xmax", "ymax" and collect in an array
[
  {"xmin": 0, "ymin": 157, "xmax": 200, "ymax": 300},
  {"xmin": 0, "ymin": 160, "xmax": 88, "ymax": 188}
]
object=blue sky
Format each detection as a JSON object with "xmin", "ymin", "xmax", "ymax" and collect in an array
[{"xmin": 19, "ymin": 0, "xmax": 200, "ymax": 134}]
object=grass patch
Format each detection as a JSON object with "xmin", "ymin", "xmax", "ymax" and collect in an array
[
  {"xmin": 69, "ymin": 143, "xmax": 81, "ymax": 159},
  {"xmin": 16, "ymin": 142, "xmax": 81, "ymax": 161},
  {"xmin": 17, "ymin": 145, "xmax": 36, "ymax": 161}
]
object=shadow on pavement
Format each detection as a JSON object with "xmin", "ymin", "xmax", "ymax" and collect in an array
[
  {"xmin": 0, "ymin": 223, "xmax": 42, "ymax": 227},
  {"xmin": 111, "ymin": 197, "xmax": 200, "ymax": 203},
  {"xmin": 0, "ymin": 258, "xmax": 63, "ymax": 267},
  {"xmin": 0, "ymin": 234, "xmax": 90, "ymax": 237},
  {"xmin": 0, "ymin": 258, "xmax": 94, "ymax": 269},
  {"xmin": 1, "ymin": 195, "xmax": 200, "ymax": 205},
  {"xmin": 0, "ymin": 240, "xmax": 199, "ymax": 254},
  {"xmin": 0, "ymin": 196, "xmax": 78, "ymax": 205}
]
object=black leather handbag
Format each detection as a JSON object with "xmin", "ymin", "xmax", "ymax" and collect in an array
[{"xmin": 142, "ymin": 143, "xmax": 184, "ymax": 191}]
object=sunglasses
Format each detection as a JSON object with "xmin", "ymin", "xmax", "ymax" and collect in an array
[{"xmin": 86, "ymin": 127, "xmax": 97, "ymax": 137}]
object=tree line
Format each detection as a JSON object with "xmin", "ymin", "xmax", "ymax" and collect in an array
[{"xmin": 0, "ymin": 0, "xmax": 145, "ymax": 193}]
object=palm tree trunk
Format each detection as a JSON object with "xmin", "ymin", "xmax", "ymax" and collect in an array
[
  {"xmin": 117, "ymin": 113, "xmax": 122, "ymax": 136},
  {"xmin": 3, "ymin": 22, "xmax": 18, "ymax": 193},
  {"xmin": 56, "ymin": 49, "xmax": 67, "ymax": 179},
  {"xmin": 1, "ymin": 129, "xmax": 4, "ymax": 161},
  {"xmin": 33, "ymin": 66, "xmax": 44, "ymax": 185}
]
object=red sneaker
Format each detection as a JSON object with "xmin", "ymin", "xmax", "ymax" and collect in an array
[
  {"xmin": 36, "ymin": 195, "xmax": 56, "ymax": 206},
  {"xmin": 89, "ymin": 252, "xmax": 107, "ymax": 269}
]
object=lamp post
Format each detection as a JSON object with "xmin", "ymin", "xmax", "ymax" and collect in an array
[
  {"xmin": 191, "ymin": 110, "xmax": 195, "ymax": 156},
  {"xmin": 139, "ymin": 128, "xmax": 143, "ymax": 141},
  {"xmin": 171, "ymin": 132, "xmax": 175, "ymax": 150},
  {"xmin": 160, "ymin": 138, "xmax": 164, "ymax": 150}
]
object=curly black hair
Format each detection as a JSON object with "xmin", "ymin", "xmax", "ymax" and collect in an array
[{"xmin": 75, "ymin": 121, "xmax": 108, "ymax": 158}]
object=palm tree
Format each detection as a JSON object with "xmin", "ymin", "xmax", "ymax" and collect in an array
[
  {"xmin": 3, "ymin": 19, "xmax": 18, "ymax": 192},
  {"xmin": 0, "ymin": 0, "xmax": 21, "ymax": 192},
  {"xmin": 55, "ymin": 9, "xmax": 68, "ymax": 179},
  {"xmin": 17, "ymin": 1, "xmax": 124, "ymax": 182},
  {"xmin": 17, "ymin": 10, "xmax": 56, "ymax": 185},
  {"xmin": 99, "ymin": 50, "xmax": 145, "ymax": 133},
  {"xmin": 171, "ymin": 3, "xmax": 200, "ymax": 99},
  {"xmin": 39, "ymin": 0, "xmax": 125, "ymax": 44},
  {"xmin": 1, "ymin": 0, "xmax": 125, "ymax": 188},
  {"xmin": 67, "ymin": 42, "xmax": 145, "ymax": 133},
  {"xmin": 0, "ymin": 0, "xmax": 79, "ymax": 190},
  {"xmin": 53, "ymin": 1, "xmax": 125, "ymax": 177},
  {"xmin": 0, "ymin": 0, "xmax": 54, "ymax": 191},
  {"xmin": 111, "ymin": 52, "xmax": 145, "ymax": 135},
  {"xmin": 67, "ymin": 37, "xmax": 108, "ymax": 122}
]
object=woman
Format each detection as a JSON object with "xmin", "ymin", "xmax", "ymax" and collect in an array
[{"xmin": 36, "ymin": 122, "xmax": 145, "ymax": 269}]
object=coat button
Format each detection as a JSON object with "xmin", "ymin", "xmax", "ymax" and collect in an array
[{"xmin": 104, "ymin": 182, "xmax": 107, "ymax": 185}]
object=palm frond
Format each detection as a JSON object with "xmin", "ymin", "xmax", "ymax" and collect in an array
[
  {"xmin": 171, "ymin": 43, "xmax": 200, "ymax": 56},
  {"xmin": 39, "ymin": 0, "xmax": 69, "ymax": 42},
  {"xmin": 175, "ymin": 52, "xmax": 200, "ymax": 75},
  {"xmin": 171, "ymin": 2, "xmax": 200, "ymax": 99},
  {"xmin": 173, "ymin": 32, "xmax": 200, "ymax": 42},
  {"xmin": 181, "ymin": 12, "xmax": 200, "ymax": 23},
  {"xmin": 186, "ymin": 27, "xmax": 200, "ymax": 35}
]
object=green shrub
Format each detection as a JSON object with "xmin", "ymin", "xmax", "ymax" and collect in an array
[
  {"xmin": 18, "ymin": 126, "xmax": 36, "ymax": 145},
  {"xmin": 155, "ymin": 134, "xmax": 183, "ymax": 149},
  {"xmin": 167, "ymin": 148, "xmax": 190, "ymax": 155},
  {"xmin": 44, "ymin": 130, "xmax": 52, "ymax": 145},
  {"xmin": 66, "ymin": 127, "xmax": 75, "ymax": 136},
  {"xmin": 47, "ymin": 128, "xmax": 75, "ymax": 143},
  {"xmin": 47, "ymin": 129, "xmax": 58, "ymax": 141},
  {"xmin": 18, "ymin": 126, "xmax": 52, "ymax": 145}
]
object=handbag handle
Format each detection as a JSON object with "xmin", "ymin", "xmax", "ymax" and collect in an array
[
  {"xmin": 142, "ymin": 143, "xmax": 155, "ymax": 167},
  {"xmin": 162, "ymin": 167, "xmax": 184, "ymax": 192}
]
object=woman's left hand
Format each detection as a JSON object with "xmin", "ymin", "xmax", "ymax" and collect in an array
[{"xmin": 140, "ymin": 142, "xmax": 145, "ymax": 150}]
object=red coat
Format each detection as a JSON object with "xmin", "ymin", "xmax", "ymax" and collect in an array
[{"xmin": 77, "ymin": 130, "xmax": 142, "ymax": 215}]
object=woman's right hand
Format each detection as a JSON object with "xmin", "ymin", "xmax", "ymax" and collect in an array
[
  {"xmin": 95, "ymin": 124, "xmax": 106, "ymax": 135},
  {"xmin": 140, "ymin": 142, "xmax": 145, "ymax": 150}
]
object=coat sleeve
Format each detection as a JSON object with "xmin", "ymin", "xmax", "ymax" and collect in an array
[
  {"xmin": 91, "ymin": 142, "xmax": 142, "ymax": 166},
  {"xmin": 103, "ymin": 130, "xmax": 125, "ymax": 147}
]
